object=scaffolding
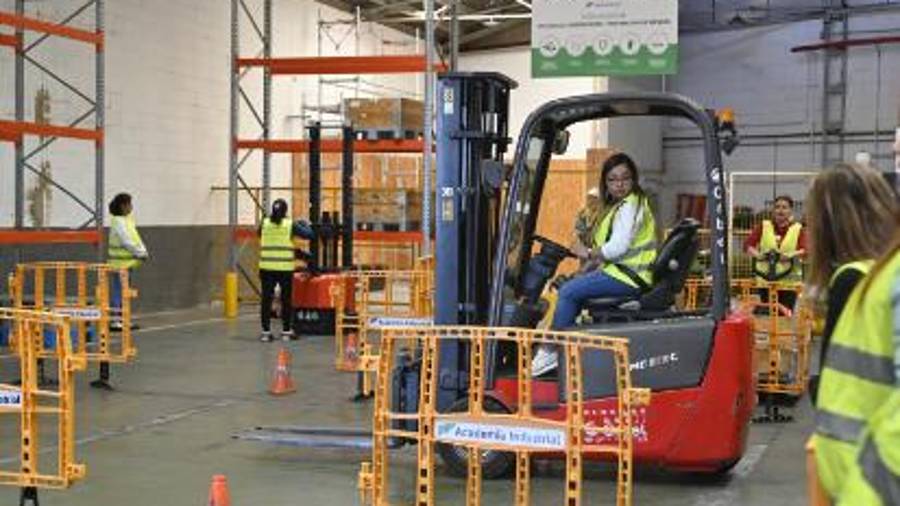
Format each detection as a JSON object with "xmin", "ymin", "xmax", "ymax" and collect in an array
[
  {"xmin": 0, "ymin": 2, "xmax": 105, "ymax": 252},
  {"xmin": 225, "ymin": 0, "xmax": 439, "ymax": 316}
]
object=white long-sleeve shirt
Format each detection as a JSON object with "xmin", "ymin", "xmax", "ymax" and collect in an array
[
  {"xmin": 599, "ymin": 200, "xmax": 646, "ymax": 262},
  {"xmin": 111, "ymin": 216, "xmax": 147, "ymax": 257}
]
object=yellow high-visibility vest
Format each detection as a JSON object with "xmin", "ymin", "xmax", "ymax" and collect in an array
[
  {"xmin": 108, "ymin": 215, "xmax": 145, "ymax": 269},
  {"xmin": 756, "ymin": 220, "xmax": 803, "ymax": 281},
  {"xmin": 259, "ymin": 218, "xmax": 295, "ymax": 271},
  {"xmin": 592, "ymin": 193, "xmax": 657, "ymax": 288},
  {"xmin": 814, "ymin": 253, "xmax": 899, "ymax": 504}
]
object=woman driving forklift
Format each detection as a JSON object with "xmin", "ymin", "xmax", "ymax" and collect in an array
[{"xmin": 533, "ymin": 152, "xmax": 658, "ymax": 375}]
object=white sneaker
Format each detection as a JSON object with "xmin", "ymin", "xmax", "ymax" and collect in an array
[
  {"xmin": 259, "ymin": 331, "xmax": 273, "ymax": 342},
  {"xmin": 531, "ymin": 345, "xmax": 559, "ymax": 377},
  {"xmin": 280, "ymin": 330, "xmax": 295, "ymax": 341}
]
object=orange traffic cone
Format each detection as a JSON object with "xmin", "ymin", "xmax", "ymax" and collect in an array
[
  {"xmin": 269, "ymin": 347, "xmax": 296, "ymax": 395},
  {"xmin": 344, "ymin": 332, "xmax": 359, "ymax": 369},
  {"xmin": 208, "ymin": 474, "xmax": 231, "ymax": 506}
]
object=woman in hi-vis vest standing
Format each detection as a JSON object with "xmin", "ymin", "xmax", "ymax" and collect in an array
[
  {"xmin": 107, "ymin": 192, "xmax": 148, "ymax": 327},
  {"xmin": 258, "ymin": 199, "xmax": 314, "ymax": 342},
  {"xmin": 745, "ymin": 195, "xmax": 807, "ymax": 310},
  {"xmin": 532, "ymin": 153, "xmax": 658, "ymax": 376},
  {"xmin": 104, "ymin": 192, "xmax": 148, "ymax": 389},
  {"xmin": 804, "ymin": 163, "xmax": 899, "ymax": 404}
]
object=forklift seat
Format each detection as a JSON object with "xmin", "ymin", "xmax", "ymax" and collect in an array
[{"xmin": 584, "ymin": 218, "xmax": 700, "ymax": 321}]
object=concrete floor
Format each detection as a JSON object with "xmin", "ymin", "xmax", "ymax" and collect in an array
[{"xmin": 0, "ymin": 308, "xmax": 813, "ymax": 505}]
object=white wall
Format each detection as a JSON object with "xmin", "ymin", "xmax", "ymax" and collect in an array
[
  {"xmin": 0, "ymin": 0, "xmax": 419, "ymax": 227},
  {"xmin": 459, "ymin": 47, "xmax": 607, "ymax": 159},
  {"xmin": 661, "ymin": 12, "xmax": 900, "ymax": 220}
]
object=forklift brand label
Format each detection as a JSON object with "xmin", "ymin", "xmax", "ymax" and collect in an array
[
  {"xmin": 52, "ymin": 307, "xmax": 102, "ymax": 321},
  {"xmin": 0, "ymin": 389, "xmax": 22, "ymax": 407},
  {"xmin": 435, "ymin": 420, "xmax": 565, "ymax": 450},
  {"xmin": 630, "ymin": 352, "xmax": 678, "ymax": 371},
  {"xmin": 367, "ymin": 316, "xmax": 432, "ymax": 328}
]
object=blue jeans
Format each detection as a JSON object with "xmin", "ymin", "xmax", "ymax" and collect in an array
[
  {"xmin": 110, "ymin": 269, "xmax": 128, "ymax": 312},
  {"xmin": 551, "ymin": 271, "xmax": 637, "ymax": 329}
]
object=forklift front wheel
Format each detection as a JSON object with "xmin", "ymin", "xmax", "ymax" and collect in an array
[{"xmin": 437, "ymin": 396, "xmax": 516, "ymax": 479}]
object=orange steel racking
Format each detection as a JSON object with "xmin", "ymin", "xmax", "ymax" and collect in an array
[
  {"xmin": 226, "ymin": 0, "xmax": 438, "ymax": 316},
  {"xmin": 0, "ymin": 3, "xmax": 105, "ymax": 249}
]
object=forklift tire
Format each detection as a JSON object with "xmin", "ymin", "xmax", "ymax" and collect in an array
[{"xmin": 437, "ymin": 396, "xmax": 516, "ymax": 480}]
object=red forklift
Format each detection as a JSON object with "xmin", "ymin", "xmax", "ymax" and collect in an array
[
  {"xmin": 420, "ymin": 73, "xmax": 754, "ymax": 477},
  {"xmin": 238, "ymin": 73, "xmax": 754, "ymax": 478}
]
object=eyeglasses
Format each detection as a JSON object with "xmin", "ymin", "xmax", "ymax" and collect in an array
[{"xmin": 606, "ymin": 175, "xmax": 633, "ymax": 186}]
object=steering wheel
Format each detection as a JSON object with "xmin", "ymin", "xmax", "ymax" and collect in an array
[
  {"xmin": 533, "ymin": 235, "xmax": 577, "ymax": 260},
  {"xmin": 752, "ymin": 250, "xmax": 797, "ymax": 282}
]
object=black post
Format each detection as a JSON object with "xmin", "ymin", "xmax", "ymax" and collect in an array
[
  {"xmin": 308, "ymin": 123, "xmax": 322, "ymax": 270},
  {"xmin": 19, "ymin": 486, "xmax": 38, "ymax": 506},
  {"xmin": 341, "ymin": 126, "xmax": 354, "ymax": 269}
]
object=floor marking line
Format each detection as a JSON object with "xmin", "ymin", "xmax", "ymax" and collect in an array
[
  {"xmin": 134, "ymin": 314, "xmax": 254, "ymax": 334},
  {"xmin": 0, "ymin": 399, "xmax": 238, "ymax": 465}
]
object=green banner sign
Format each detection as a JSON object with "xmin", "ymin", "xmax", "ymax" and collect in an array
[{"xmin": 532, "ymin": 0, "xmax": 678, "ymax": 77}]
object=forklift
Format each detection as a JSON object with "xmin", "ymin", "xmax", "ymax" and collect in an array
[
  {"xmin": 414, "ymin": 72, "xmax": 754, "ymax": 477},
  {"xmin": 239, "ymin": 73, "xmax": 755, "ymax": 477},
  {"xmin": 292, "ymin": 124, "xmax": 356, "ymax": 336}
]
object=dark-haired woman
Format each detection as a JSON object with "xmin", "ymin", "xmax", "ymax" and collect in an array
[
  {"xmin": 102, "ymin": 192, "xmax": 148, "ymax": 389},
  {"xmin": 533, "ymin": 153, "xmax": 657, "ymax": 375}
]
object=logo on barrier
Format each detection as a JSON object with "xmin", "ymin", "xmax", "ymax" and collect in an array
[
  {"xmin": 367, "ymin": 316, "xmax": 433, "ymax": 329},
  {"xmin": 435, "ymin": 420, "xmax": 566, "ymax": 451},
  {"xmin": 52, "ymin": 307, "xmax": 102, "ymax": 321},
  {"xmin": 0, "ymin": 388, "xmax": 22, "ymax": 407}
]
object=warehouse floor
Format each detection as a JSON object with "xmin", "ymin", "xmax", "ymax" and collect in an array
[{"xmin": 0, "ymin": 308, "xmax": 813, "ymax": 505}]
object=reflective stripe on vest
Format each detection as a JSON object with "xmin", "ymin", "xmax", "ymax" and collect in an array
[
  {"xmin": 756, "ymin": 220, "xmax": 803, "ymax": 281},
  {"xmin": 860, "ymin": 434, "xmax": 900, "ymax": 505},
  {"xmin": 259, "ymin": 218, "xmax": 294, "ymax": 271},
  {"xmin": 108, "ymin": 215, "xmax": 144, "ymax": 269},
  {"xmin": 815, "ymin": 251, "xmax": 900, "ymax": 499},
  {"xmin": 593, "ymin": 193, "xmax": 658, "ymax": 289}
]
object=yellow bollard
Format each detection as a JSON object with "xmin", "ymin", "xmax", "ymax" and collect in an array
[{"xmin": 224, "ymin": 272, "xmax": 239, "ymax": 319}]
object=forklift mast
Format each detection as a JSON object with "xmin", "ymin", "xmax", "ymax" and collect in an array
[
  {"xmin": 433, "ymin": 73, "xmax": 517, "ymax": 410},
  {"xmin": 435, "ymin": 73, "xmax": 517, "ymax": 326}
]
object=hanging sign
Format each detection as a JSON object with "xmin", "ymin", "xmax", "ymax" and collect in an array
[{"xmin": 532, "ymin": 0, "xmax": 678, "ymax": 77}]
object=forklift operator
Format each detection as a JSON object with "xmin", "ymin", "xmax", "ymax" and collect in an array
[{"xmin": 551, "ymin": 153, "xmax": 658, "ymax": 330}]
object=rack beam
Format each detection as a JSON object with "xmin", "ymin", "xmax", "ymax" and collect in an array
[
  {"xmin": 791, "ymin": 35, "xmax": 900, "ymax": 52},
  {"xmin": 235, "ymin": 55, "xmax": 446, "ymax": 75},
  {"xmin": 0, "ymin": 229, "xmax": 101, "ymax": 245},
  {"xmin": 0, "ymin": 33, "xmax": 16, "ymax": 48},
  {"xmin": 236, "ymin": 138, "xmax": 427, "ymax": 153},
  {"xmin": 0, "ymin": 11, "xmax": 103, "ymax": 46},
  {"xmin": 233, "ymin": 226, "xmax": 423, "ymax": 244},
  {"xmin": 0, "ymin": 120, "xmax": 102, "ymax": 142}
]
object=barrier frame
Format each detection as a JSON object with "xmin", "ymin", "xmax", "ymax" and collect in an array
[
  {"xmin": 0, "ymin": 308, "xmax": 87, "ymax": 498},
  {"xmin": 359, "ymin": 326, "xmax": 647, "ymax": 506}
]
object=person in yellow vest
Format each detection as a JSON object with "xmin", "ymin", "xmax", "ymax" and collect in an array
[
  {"xmin": 533, "ymin": 153, "xmax": 657, "ymax": 375},
  {"xmin": 745, "ymin": 195, "xmax": 807, "ymax": 310},
  {"xmin": 258, "ymin": 198, "xmax": 314, "ymax": 342},
  {"xmin": 107, "ymin": 192, "xmax": 148, "ymax": 329},
  {"xmin": 804, "ymin": 163, "xmax": 899, "ymax": 404},
  {"xmin": 572, "ymin": 186, "xmax": 601, "ymax": 267},
  {"xmin": 103, "ymin": 193, "xmax": 148, "ymax": 390},
  {"xmin": 814, "ymin": 229, "xmax": 900, "ymax": 505}
]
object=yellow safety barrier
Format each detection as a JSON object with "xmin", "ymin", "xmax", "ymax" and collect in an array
[
  {"xmin": 332, "ymin": 269, "xmax": 432, "ymax": 397},
  {"xmin": 683, "ymin": 278, "xmax": 812, "ymax": 398},
  {"xmin": 359, "ymin": 326, "xmax": 647, "ymax": 506},
  {"xmin": 0, "ymin": 308, "xmax": 87, "ymax": 500},
  {"xmin": 8, "ymin": 262, "xmax": 137, "ymax": 364}
]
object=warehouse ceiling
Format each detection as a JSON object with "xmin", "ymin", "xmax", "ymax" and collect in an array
[{"xmin": 316, "ymin": 0, "xmax": 900, "ymax": 53}]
